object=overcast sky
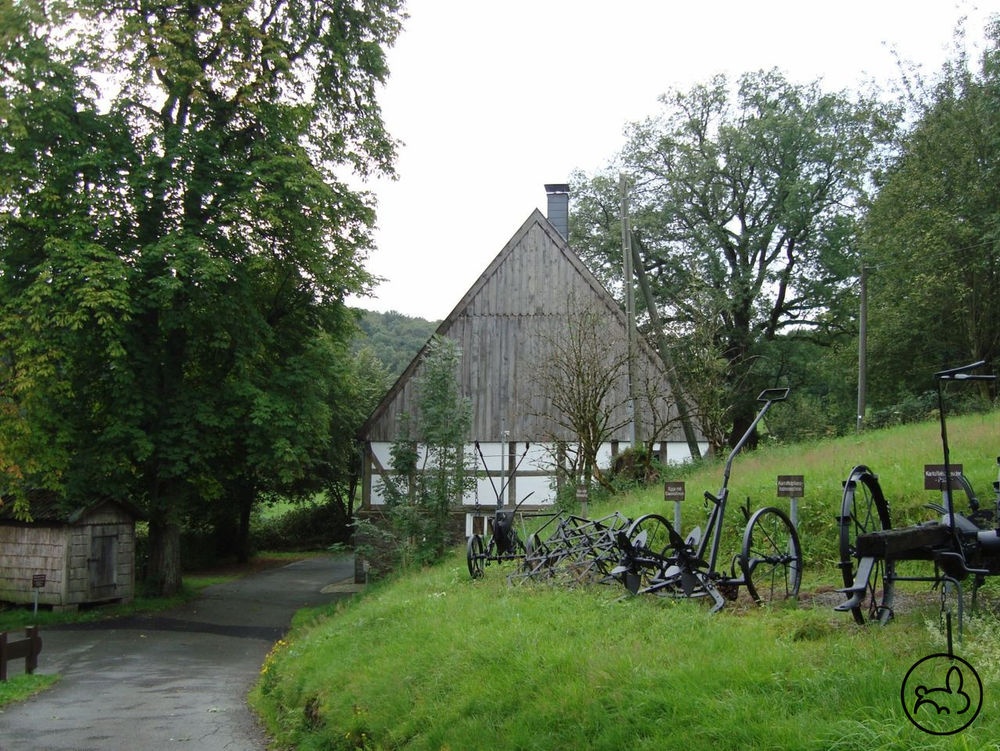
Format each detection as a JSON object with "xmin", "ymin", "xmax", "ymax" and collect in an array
[{"xmin": 348, "ymin": 0, "xmax": 997, "ymax": 321}]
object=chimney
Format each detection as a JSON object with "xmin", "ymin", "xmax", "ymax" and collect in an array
[{"xmin": 544, "ymin": 183, "xmax": 570, "ymax": 240}]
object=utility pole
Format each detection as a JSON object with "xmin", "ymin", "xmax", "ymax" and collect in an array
[
  {"xmin": 856, "ymin": 263, "xmax": 868, "ymax": 432},
  {"xmin": 630, "ymin": 235, "xmax": 702, "ymax": 461},
  {"xmin": 620, "ymin": 173, "xmax": 641, "ymax": 447}
]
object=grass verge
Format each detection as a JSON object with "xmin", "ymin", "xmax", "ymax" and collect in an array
[
  {"xmin": 251, "ymin": 548, "xmax": 1000, "ymax": 750},
  {"xmin": 250, "ymin": 411, "xmax": 1000, "ymax": 750}
]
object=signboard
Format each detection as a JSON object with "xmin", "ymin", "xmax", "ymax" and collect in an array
[
  {"xmin": 663, "ymin": 481, "xmax": 686, "ymax": 502},
  {"xmin": 31, "ymin": 573, "xmax": 45, "ymax": 588},
  {"xmin": 576, "ymin": 485, "xmax": 589, "ymax": 502},
  {"xmin": 924, "ymin": 464, "xmax": 964, "ymax": 491},
  {"xmin": 777, "ymin": 475, "xmax": 805, "ymax": 498}
]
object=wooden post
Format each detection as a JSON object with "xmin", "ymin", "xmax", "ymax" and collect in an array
[
  {"xmin": 25, "ymin": 626, "xmax": 40, "ymax": 675},
  {"xmin": 0, "ymin": 627, "xmax": 42, "ymax": 681},
  {"xmin": 620, "ymin": 173, "xmax": 641, "ymax": 447}
]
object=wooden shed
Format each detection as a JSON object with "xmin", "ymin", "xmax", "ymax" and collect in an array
[
  {"xmin": 0, "ymin": 494, "xmax": 139, "ymax": 610},
  {"xmin": 359, "ymin": 191, "xmax": 706, "ymax": 532}
]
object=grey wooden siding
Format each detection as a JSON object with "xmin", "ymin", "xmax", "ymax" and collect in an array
[
  {"xmin": 0, "ymin": 503, "xmax": 136, "ymax": 607},
  {"xmin": 0, "ymin": 526, "xmax": 68, "ymax": 605},
  {"xmin": 361, "ymin": 210, "xmax": 688, "ymax": 446}
]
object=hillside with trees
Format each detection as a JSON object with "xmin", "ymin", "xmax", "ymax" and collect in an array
[{"xmin": 352, "ymin": 309, "xmax": 439, "ymax": 380}]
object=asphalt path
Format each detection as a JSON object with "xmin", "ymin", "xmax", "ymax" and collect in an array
[{"xmin": 0, "ymin": 556, "xmax": 360, "ymax": 751}]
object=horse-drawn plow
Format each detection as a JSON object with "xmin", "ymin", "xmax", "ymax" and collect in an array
[
  {"xmin": 468, "ymin": 389, "xmax": 803, "ymax": 611},
  {"xmin": 836, "ymin": 361, "xmax": 999, "ymax": 632}
]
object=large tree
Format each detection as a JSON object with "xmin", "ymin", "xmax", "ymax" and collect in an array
[
  {"xmin": 862, "ymin": 21, "xmax": 1000, "ymax": 404},
  {"xmin": 571, "ymin": 70, "xmax": 898, "ymax": 449},
  {"xmin": 0, "ymin": 0, "xmax": 403, "ymax": 593}
]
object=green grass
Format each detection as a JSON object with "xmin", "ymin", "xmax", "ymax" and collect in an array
[
  {"xmin": 0, "ymin": 671, "xmax": 59, "ymax": 706},
  {"xmin": 252, "ymin": 550, "xmax": 1000, "ymax": 750},
  {"xmin": 251, "ymin": 411, "xmax": 1000, "ymax": 750}
]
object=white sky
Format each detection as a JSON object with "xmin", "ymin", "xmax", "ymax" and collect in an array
[{"xmin": 349, "ymin": 0, "xmax": 997, "ymax": 321}]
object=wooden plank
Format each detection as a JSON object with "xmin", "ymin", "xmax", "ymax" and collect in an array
[
  {"xmin": 0, "ymin": 627, "xmax": 42, "ymax": 681},
  {"xmin": 855, "ymin": 524, "xmax": 953, "ymax": 559}
]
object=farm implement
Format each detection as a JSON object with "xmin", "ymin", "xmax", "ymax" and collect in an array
[{"xmin": 836, "ymin": 361, "xmax": 999, "ymax": 630}]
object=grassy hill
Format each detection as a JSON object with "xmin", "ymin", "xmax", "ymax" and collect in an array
[{"xmin": 252, "ymin": 411, "xmax": 1000, "ymax": 750}]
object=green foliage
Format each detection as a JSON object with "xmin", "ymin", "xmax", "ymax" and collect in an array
[
  {"xmin": 861, "ymin": 21, "xmax": 1000, "ymax": 404},
  {"xmin": 571, "ymin": 69, "xmax": 899, "ymax": 447},
  {"xmin": 250, "ymin": 498, "xmax": 352, "ymax": 552},
  {"xmin": 353, "ymin": 308, "xmax": 439, "ymax": 379},
  {"xmin": 379, "ymin": 337, "xmax": 474, "ymax": 567},
  {"xmin": 0, "ymin": 0, "xmax": 404, "ymax": 590}
]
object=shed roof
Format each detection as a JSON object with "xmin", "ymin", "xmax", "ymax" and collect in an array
[{"xmin": 0, "ymin": 491, "xmax": 142, "ymax": 525}]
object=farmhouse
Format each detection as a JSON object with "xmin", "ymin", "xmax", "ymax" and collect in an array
[
  {"xmin": 0, "ymin": 493, "xmax": 139, "ymax": 609},
  {"xmin": 358, "ymin": 186, "xmax": 706, "ymax": 534}
]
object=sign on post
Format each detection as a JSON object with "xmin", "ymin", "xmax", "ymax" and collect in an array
[
  {"xmin": 777, "ymin": 475, "xmax": 804, "ymax": 498},
  {"xmin": 31, "ymin": 574, "xmax": 45, "ymax": 617},
  {"xmin": 664, "ymin": 481, "xmax": 685, "ymax": 533},
  {"xmin": 923, "ymin": 464, "xmax": 964, "ymax": 491},
  {"xmin": 777, "ymin": 475, "xmax": 803, "ymax": 529},
  {"xmin": 576, "ymin": 484, "xmax": 589, "ymax": 518}
]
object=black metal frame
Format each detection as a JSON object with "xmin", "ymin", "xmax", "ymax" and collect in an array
[
  {"xmin": 466, "ymin": 441, "xmax": 534, "ymax": 578},
  {"xmin": 836, "ymin": 361, "xmax": 999, "ymax": 632},
  {"xmin": 612, "ymin": 388, "xmax": 803, "ymax": 611}
]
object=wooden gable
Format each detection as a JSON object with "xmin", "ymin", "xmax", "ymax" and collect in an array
[{"xmin": 361, "ymin": 209, "xmax": 689, "ymax": 447}]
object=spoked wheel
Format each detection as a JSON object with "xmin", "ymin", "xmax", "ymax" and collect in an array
[
  {"xmin": 839, "ymin": 465, "xmax": 895, "ymax": 624},
  {"xmin": 740, "ymin": 507, "xmax": 802, "ymax": 604},
  {"xmin": 466, "ymin": 534, "xmax": 485, "ymax": 579}
]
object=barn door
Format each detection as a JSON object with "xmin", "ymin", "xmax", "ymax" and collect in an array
[{"xmin": 88, "ymin": 531, "xmax": 118, "ymax": 598}]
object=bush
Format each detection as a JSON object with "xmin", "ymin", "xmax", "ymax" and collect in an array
[
  {"xmin": 250, "ymin": 500, "xmax": 352, "ymax": 552},
  {"xmin": 608, "ymin": 446, "xmax": 662, "ymax": 489},
  {"xmin": 350, "ymin": 516, "xmax": 400, "ymax": 579}
]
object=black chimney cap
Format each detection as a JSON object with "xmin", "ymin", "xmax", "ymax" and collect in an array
[{"xmin": 544, "ymin": 183, "xmax": 570, "ymax": 194}]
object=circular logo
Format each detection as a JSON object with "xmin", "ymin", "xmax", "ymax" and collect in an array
[{"xmin": 901, "ymin": 653, "xmax": 983, "ymax": 735}]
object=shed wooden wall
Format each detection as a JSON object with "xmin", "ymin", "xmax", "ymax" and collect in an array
[
  {"xmin": 0, "ymin": 525, "xmax": 69, "ymax": 605},
  {"xmin": 0, "ymin": 503, "xmax": 136, "ymax": 607}
]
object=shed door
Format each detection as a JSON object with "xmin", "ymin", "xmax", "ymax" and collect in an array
[{"xmin": 88, "ymin": 532, "xmax": 118, "ymax": 598}]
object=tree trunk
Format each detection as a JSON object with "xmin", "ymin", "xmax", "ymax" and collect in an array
[
  {"xmin": 728, "ymin": 410, "xmax": 757, "ymax": 451},
  {"xmin": 147, "ymin": 518, "xmax": 183, "ymax": 596}
]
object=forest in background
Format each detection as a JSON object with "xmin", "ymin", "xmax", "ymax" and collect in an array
[{"xmin": 352, "ymin": 309, "xmax": 439, "ymax": 380}]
